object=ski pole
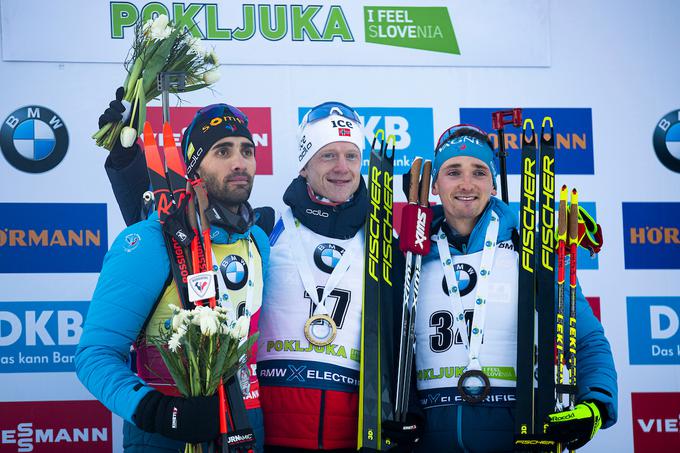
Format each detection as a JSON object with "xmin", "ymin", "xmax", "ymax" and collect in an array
[
  {"xmin": 192, "ymin": 178, "xmax": 228, "ymax": 452},
  {"xmin": 491, "ymin": 108, "xmax": 522, "ymax": 204},
  {"xmin": 555, "ymin": 185, "xmax": 568, "ymax": 411},
  {"xmin": 395, "ymin": 157, "xmax": 422, "ymax": 420},
  {"xmin": 395, "ymin": 156, "xmax": 433, "ymax": 417},
  {"xmin": 567, "ymin": 189, "xmax": 579, "ymax": 412},
  {"xmin": 157, "ymin": 72, "xmax": 186, "ymax": 124}
]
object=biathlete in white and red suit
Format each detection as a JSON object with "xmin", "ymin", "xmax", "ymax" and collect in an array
[{"xmin": 257, "ymin": 102, "xmax": 421, "ymax": 452}]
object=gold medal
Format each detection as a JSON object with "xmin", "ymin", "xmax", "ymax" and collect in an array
[{"xmin": 304, "ymin": 314, "xmax": 337, "ymax": 346}]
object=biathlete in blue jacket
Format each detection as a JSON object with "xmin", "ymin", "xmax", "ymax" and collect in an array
[
  {"xmin": 413, "ymin": 125, "xmax": 618, "ymax": 452},
  {"xmin": 76, "ymin": 105, "xmax": 271, "ymax": 452}
]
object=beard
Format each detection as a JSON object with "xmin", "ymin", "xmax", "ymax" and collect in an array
[{"xmin": 202, "ymin": 171, "xmax": 253, "ymax": 208}]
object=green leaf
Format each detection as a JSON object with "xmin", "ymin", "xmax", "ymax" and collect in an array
[
  {"xmin": 180, "ymin": 83, "xmax": 209, "ymax": 93},
  {"xmin": 142, "ymin": 29, "xmax": 181, "ymax": 95},
  {"xmin": 136, "ymin": 79, "xmax": 146, "ymax": 132}
]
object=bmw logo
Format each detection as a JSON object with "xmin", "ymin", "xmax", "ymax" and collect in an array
[
  {"xmin": 221, "ymin": 254, "xmax": 248, "ymax": 290},
  {"xmin": 653, "ymin": 110, "xmax": 680, "ymax": 173},
  {"xmin": 313, "ymin": 243, "xmax": 346, "ymax": 274},
  {"xmin": 0, "ymin": 106, "xmax": 69, "ymax": 173},
  {"xmin": 441, "ymin": 263, "xmax": 477, "ymax": 297}
]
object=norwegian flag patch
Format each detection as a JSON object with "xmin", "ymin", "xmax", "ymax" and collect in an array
[{"xmin": 338, "ymin": 128, "xmax": 351, "ymax": 137}]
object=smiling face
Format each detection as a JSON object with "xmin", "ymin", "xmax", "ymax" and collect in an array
[
  {"xmin": 197, "ymin": 136, "xmax": 256, "ymax": 211},
  {"xmin": 432, "ymin": 155, "xmax": 497, "ymax": 236},
  {"xmin": 299, "ymin": 141, "xmax": 362, "ymax": 203}
]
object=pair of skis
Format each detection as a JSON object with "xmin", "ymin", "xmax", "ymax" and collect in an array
[
  {"xmin": 358, "ymin": 130, "xmax": 395, "ymax": 450},
  {"xmin": 142, "ymin": 121, "xmax": 254, "ymax": 453},
  {"xmin": 394, "ymin": 157, "xmax": 432, "ymax": 421},
  {"xmin": 514, "ymin": 117, "xmax": 559, "ymax": 452}
]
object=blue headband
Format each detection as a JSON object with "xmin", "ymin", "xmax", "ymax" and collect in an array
[{"xmin": 432, "ymin": 135, "xmax": 498, "ymax": 188}]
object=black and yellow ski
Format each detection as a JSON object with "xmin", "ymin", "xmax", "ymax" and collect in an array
[{"xmin": 358, "ymin": 130, "xmax": 395, "ymax": 450}]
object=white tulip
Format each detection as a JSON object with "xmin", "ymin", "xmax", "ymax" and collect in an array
[
  {"xmin": 187, "ymin": 37, "xmax": 206, "ymax": 56},
  {"xmin": 204, "ymin": 49, "xmax": 219, "ymax": 66},
  {"xmin": 168, "ymin": 332, "xmax": 183, "ymax": 352},
  {"xmin": 120, "ymin": 126, "xmax": 137, "ymax": 148},
  {"xmin": 152, "ymin": 14, "xmax": 169, "ymax": 30},
  {"xmin": 147, "ymin": 14, "xmax": 172, "ymax": 41},
  {"xmin": 233, "ymin": 316, "xmax": 250, "ymax": 339},
  {"xmin": 202, "ymin": 69, "xmax": 221, "ymax": 85},
  {"xmin": 199, "ymin": 310, "xmax": 219, "ymax": 336},
  {"xmin": 172, "ymin": 310, "xmax": 189, "ymax": 332}
]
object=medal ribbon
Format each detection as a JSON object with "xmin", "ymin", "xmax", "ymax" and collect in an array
[
  {"xmin": 435, "ymin": 211, "xmax": 500, "ymax": 371},
  {"xmin": 282, "ymin": 208, "xmax": 362, "ymax": 317}
]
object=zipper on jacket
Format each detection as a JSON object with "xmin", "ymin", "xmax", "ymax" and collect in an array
[{"xmin": 318, "ymin": 389, "xmax": 326, "ymax": 449}]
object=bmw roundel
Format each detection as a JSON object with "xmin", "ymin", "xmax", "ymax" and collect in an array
[
  {"xmin": 0, "ymin": 106, "xmax": 69, "ymax": 173},
  {"xmin": 314, "ymin": 243, "xmax": 346, "ymax": 274},
  {"xmin": 653, "ymin": 109, "xmax": 680, "ymax": 173},
  {"xmin": 221, "ymin": 254, "xmax": 249, "ymax": 290},
  {"xmin": 441, "ymin": 263, "xmax": 477, "ymax": 297}
]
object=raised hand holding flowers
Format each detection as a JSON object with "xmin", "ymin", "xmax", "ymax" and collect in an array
[{"xmin": 92, "ymin": 14, "xmax": 221, "ymax": 151}]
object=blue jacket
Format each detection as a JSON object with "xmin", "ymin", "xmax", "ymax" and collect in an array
[
  {"xmin": 417, "ymin": 198, "xmax": 618, "ymax": 452},
  {"xmin": 75, "ymin": 213, "xmax": 270, "ymax": 449}
]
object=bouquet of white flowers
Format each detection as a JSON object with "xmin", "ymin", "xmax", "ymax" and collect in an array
[
  {"xmin": 92, "ymin": 14, "xmax": 220, "ymax": 150},
  {"xmin": 151, "ymin": 304, "xmax": 257, "ymax": 453}
]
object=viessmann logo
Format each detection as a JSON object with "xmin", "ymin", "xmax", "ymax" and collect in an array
[
  {"xmin": 631, "ymin": 392, "xmax": 680, "ymax": 452},
  {"xmin": 0, "ymin": 400, "xmax": 111, "ymax": 452},
  {"xmin": 110, "ymin": 3, "xmax": 459, "ymax": 55},
  {"xmin": 0, "ymin": 203, "xmax": 107, "ymax": 273}
]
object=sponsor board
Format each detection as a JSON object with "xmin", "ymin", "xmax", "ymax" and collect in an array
[
  {"xmin": 0, "ymin": 106, "xmax": 68, "ymax": 173},
  {"xmin": 586, "ymin": 296, "xmax": 601, "ymax": 321},
  {"xmin": 631, "ymin": 392, "xmax": 680, "ymax": 452},
  {"xmin": 622, "ymin": 202, "xmax": 680, "ymax": 269},
  {"xmin": 0, "ymin": 400, "xmax": 112, "ymax": 452},
  {"xmin": 459, "ymin": 108, "xmax": 595, "ymax": 175},
  {"xmin": 146, "ymin": 106, "xmax": 273, "ymax": 174},
  {"xmin": 2, "ymin": 1, "xmax": 549, "ymax": 66},
  {"xmin": 627, "ymin": 297, "xmax": 680, "ymax": 365},
  {"xmin": 298, "ymin": 107, "xmax": 434, "ymax": 175},
  {"xmin": 0, "ymin": 301, "xmax": 88, "ymax": 373},
  {"xmin": 0, "ymin": 203, "xmax": 107, "ymax": 273}
]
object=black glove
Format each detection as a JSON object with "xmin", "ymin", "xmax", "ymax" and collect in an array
[
  {"xmin": 98, "ymin": 86, "xmax": 131, "ymax": 129},
  {"xmin": 382, "ymin": 414, "xmax": 422, "ymax": 452},
  {"xmin": 98, "ymin": 87, "xmax": 140, "ymax": 168},
  {"xmin": 545, "ymin": 401, "xmax": 603, "ymax": 450},
  {"xmin": 133, "ymin": 390, "xmax": 220, "ymax": 444}
]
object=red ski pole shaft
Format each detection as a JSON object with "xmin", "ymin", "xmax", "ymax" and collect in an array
[
  {"xmin": 555, "ymin": 185, "xmax": 568, "ymax": 407},
  {"xmin": 567, "ymin": 189, "xmax": 579, "ymax": 411},
  {"xmin": 192, "ymin": 178, "xmax": 228, "ymax": 445}
]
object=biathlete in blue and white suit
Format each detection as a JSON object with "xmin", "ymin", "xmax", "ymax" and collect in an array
[
  {"xmin": 414, "ymin": 125, "xmax": 618, "ymax": 452},
  {"xmin": 76, "ymin": 105, "xmax": 270, "ymax": 452},
  {"xmin": 257, "ymin": 102, "xmax": 421, "ymax": 452}
]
